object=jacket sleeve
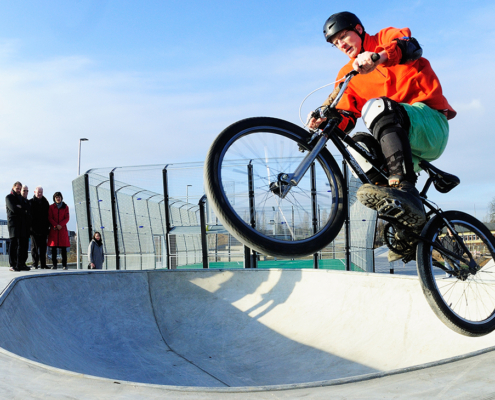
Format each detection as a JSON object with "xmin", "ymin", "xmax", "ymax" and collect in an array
[
  {"xmin": 88, "ymin": 242, "xmax": 94, "ymax": 263},
  {"xmin": 5, "ymin": 196, "xmax": 14, "ymax": 214},
  {"xmin": 373, "ymin": 27, "xmax": 412, "ymax": 67},
  {"xmin": 59, "ymin": 206, "xmax": 70, "ymax": 227},
  {"xmin": 5, "ymin": 195, "xmax": 21, "ymax": 216},
  {"xmin": 322, "ymin": 69, "xmax": 359, "ymax": 133},
  {"xmin": 48, "ymin": 206, "xmax": 57, "ymax": 227}
]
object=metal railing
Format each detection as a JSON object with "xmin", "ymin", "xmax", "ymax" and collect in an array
[{"xmin": 72, "ymin": 159, "xmax": 378, "ymax": 271}]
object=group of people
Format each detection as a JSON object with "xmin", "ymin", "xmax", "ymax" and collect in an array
[
  {"xmin": 5, "ymin": 181, "xmax": 105, "ymax": 271},
  {"xmin": 6, "ymin": 182, "xmax": 71, "ymax": 271}
]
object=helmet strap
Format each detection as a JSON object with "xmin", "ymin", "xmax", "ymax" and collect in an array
[
  {"xmin": 357, "ymin": 30, "xmax": 366, "ymax": 53},
  {"xmin": 352, "ymin": 26, "xmax": 366, "ymax": 54}
]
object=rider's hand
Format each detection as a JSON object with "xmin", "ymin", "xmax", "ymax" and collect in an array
[
  {"xmin": 352, "ymin": 51, "xmax": 387, "ymax": 74},
  {"xmin": 306, "ymin": 111, "xmax": 327, "ymax": 131}
]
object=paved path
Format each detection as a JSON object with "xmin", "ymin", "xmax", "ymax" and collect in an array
[{"xmin": 0, "ymin": 267, "xmax": 494, "ymax": 398}]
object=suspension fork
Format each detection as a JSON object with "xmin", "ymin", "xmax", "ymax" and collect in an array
[
  {"xmin": 272, "ymin": 120, "xmax": 378, "ymax": 198},
  {"xmin": 272, "ymin": 123, "xmax": 337, "ymax": 199}
]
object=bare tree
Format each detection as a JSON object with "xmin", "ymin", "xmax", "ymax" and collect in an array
[
  {"xmin": 489, "ymin": 197, "xmax": 495, "ymax": 223},
  {"xmin": 374, "ymin": 219, "xmax": 386, "ymax": 248}
]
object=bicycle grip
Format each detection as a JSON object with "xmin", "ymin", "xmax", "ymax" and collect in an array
[{"xmin": 358, "ymin": 53, "xmax": 380, "ymax": 70}]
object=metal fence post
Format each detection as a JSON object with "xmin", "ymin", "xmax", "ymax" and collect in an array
[
  {"xmin": 199, "ymin": 195, "xmax": 209, "ymax": 269},
  {"xmin": 109, "ymin": 169, "xmax": 120, "ymax": 270},
  {"xmin": 84, "ymin": 173, "xmax": 93, "ymax": 243},
  {"xmin": 311, "ymin": 162, "xmax": 319, "ymax": 269},
  {"xmin": 343, "ymin": 161, "xmax": 351, "ymax": 271},
  {"xmin": 145, "ymin": 196, "xmax": 156, "ymax": 269},
  {"xmin": 131, "ymin": 191, "xmax": 143, "ymax": 270},
  {"xmin": 162, "ymin": 166, "xmax": 172, "ymax": 269},
  {"xmin": 244, "ymin": 246, "xmax": 252, "ymax": 268},
  {"xmin": 247, "ymin": 161, "xmax": 257, "ymax": 268}
]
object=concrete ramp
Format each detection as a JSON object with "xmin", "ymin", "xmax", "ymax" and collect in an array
[{"xmin": 0, "ymin": 269, "xmax": 494, "ymax": 388}]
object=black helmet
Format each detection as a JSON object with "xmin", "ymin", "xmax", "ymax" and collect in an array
[{"xmin": 323, "ymin": 12, "xmax": 363, "ymax": 42}]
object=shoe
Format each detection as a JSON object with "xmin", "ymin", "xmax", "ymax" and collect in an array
[
  {"xmin": 357, "ymin": 181, "xmax": 426, "ymax": 228},
  {"xmin": 9, "ymin": 267, "xmax": 20, "ymax": 272},
  {"xmin": 63, "ymin": 267, "xmax": 68, "ymax": 270},
  {"xmin": 20, "ymin": 265, "xmax": 31, "ymax": 271},
  {"xmin": 51, "ymin": 266, "xmax": 57, "ymax": 270},
  {"xmin": 388, "ymin": 249, "xmax": 416, "ymax": 263},
  {"xmin": 388, "ymin": 250, "xmax": 403, "ymax": 263}
]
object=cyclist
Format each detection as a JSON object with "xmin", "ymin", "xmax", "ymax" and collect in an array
[{"xmin": 308, "ymin": 12, "xmax": 456, "ymax": 232}]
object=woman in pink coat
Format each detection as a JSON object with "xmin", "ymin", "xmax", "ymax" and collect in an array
[{"xmin": 47, "ymin": 192, "xmax": 70, "ymax": 270}]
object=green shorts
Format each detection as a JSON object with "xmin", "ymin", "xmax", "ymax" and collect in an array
[{"xmin": 401, "ymin": 102, "xmax": 449, "ymax": 172}]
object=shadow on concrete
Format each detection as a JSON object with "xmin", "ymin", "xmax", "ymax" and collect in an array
[{"xmin": 0, "ymin": 270, "xmax": 378, "ymax": 387}]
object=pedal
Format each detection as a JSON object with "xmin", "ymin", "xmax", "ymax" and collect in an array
[{"xmin": 376, "ymin": 198, "xmax": 406, "ymax": 219}]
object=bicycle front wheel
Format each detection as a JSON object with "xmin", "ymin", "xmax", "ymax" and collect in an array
[
  {"xmin": 204, "ymin": 117, "xmax": 346, "ymax": 258},
  {"xmin": 417, "ymin": 210, "xmax": 495, "ymax": 336}
]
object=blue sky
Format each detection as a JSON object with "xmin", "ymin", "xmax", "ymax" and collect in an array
[{"xmin": 0, "ymin": 0, "xmax": 494, "ymax": 229}]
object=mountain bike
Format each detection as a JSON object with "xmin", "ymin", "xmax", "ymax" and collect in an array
[{"xmin": 204, "ymin": 58, "xmax": 495, "ymax": 337}]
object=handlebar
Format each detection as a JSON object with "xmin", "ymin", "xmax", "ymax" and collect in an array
[
  {"xmin": 331, "ymin": 52, "xmax": 380, "ymax": 107},
  {"xmin": 312, "ymin": 53, "xmax": 380, "ymax": 121}
]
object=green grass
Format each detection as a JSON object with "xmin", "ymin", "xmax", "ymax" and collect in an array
[{"xmin": 175, "ymin": 259, "xmax": 364, "ymax": 272}]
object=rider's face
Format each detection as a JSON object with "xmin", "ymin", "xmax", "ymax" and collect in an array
[{"xmin": 330, "ymin": 25, "xmax": 363, "ymax": 59}]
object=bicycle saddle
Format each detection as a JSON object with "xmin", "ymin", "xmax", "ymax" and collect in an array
[{"xmin": 419, "ymin": 160, "xmax": 460, "ymax": 193}]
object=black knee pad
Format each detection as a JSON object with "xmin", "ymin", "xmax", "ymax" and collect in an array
[
  {"xmin": 362, "ymin": 97, "xmax": 410, "ymax": 141},
  {"xmin": 380, "ymin": 127, "xmax": 417, "ymax": 184},
  {"xmin": 350, "ymin": 132, "xmax": 387, "ymax": 184},
  {"xmin": 361, "ymin": 97, "xmax": 415, "ymax": 183}
]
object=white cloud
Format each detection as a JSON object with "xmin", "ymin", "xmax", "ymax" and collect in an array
[
  {"xmin": 452, "ymin": 99, "xmax": 484, "ymax": 114},
  {"xmin": 0, "ymin": 44, "xmax": 343, "ymax": 228},
  {"xmin": 0, "ymin": 34, "xmax": 494, "ymax": 229}
]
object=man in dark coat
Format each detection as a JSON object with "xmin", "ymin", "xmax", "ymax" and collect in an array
[
  {"xmin": 29, "ymin": 186, "xmax": 50, "ymax": 269},
  {"xmin": 5, "ymin": 182, "xmax": 30, "ymax": 271},
  {"xmin": 20, "ymin": 185, "xmax": 32, "ymax": 268}
]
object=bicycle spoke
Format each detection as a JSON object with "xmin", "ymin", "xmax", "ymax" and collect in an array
[{"xmin": 215, "ymin": 127, "xmax": 342, "ymax": 244}]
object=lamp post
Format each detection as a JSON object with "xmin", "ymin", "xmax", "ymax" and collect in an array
[
  {"xmin": 76, "ymin": 138, "xmax": 89, "ymax": 269},
  {"xmin": 78, "ymin": 138, "xmax": 88, "ymax": 176},
  {"xmin": 186, "ymin": 184, "xmax": 192, "ymax": 204}
]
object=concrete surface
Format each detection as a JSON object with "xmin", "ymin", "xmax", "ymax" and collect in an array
[{"xmin": 0, "ymin": 267, "xmax": 495, "ymax": 398}]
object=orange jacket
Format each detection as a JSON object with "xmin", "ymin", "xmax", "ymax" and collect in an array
[{"xmin": 327, "ymin": 27, "xmax": 456, "ymax": 131}]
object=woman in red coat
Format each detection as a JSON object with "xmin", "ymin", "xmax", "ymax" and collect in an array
[{"xmin": 47, "ymin": 192, "xmax": 70, "ymax": 270}]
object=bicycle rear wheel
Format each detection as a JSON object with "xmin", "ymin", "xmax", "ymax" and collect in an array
[
  {"xmin": 204, "ymin": 117, "xmax": 346, "ymax": 258},
  {"xmin": 417, "ymin": 210, "xmax": 495, "ymax": 336}
]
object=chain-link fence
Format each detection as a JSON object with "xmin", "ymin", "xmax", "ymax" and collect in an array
[{"xmin": 72, "ymin": 157, "xmax": 378, "ymax": 271}]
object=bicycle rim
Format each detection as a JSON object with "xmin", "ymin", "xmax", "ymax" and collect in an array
[
  {"xmin": 419, "ymin": 211, "xmax": 495, "ymax": 335},
  {"xmin": 216, "ymin": 124, "xmax": 343, "ymax": 247}
]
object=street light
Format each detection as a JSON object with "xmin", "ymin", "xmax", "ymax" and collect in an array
[
  {"xmin": 77, "ymin": 138, "xmax": 89, "ymax": 270},
  {"xmin": 78, "ymin": 138, "xmax": 89, "ymax": 176},
  {"xmin": 186, "ymin": 185, "xmax": 192, "ymax": 204}
]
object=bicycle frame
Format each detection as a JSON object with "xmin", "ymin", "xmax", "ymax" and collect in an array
[
  {"xmin": 284, "ymin": 69, "xmax": 480, "ymax": 273},
  {"xmin": 277, "ymin": 71, "xmax": 385, "ymax": 198}
]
